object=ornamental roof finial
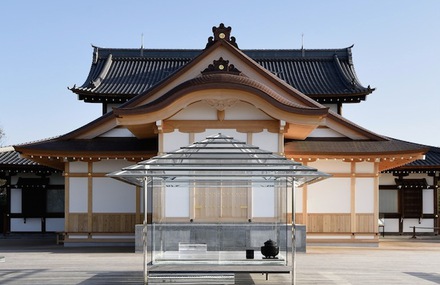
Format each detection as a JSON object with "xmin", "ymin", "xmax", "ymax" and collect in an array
[{"xmin": 205, "ymin": 23, "xmax": 238, "ymax": 49}]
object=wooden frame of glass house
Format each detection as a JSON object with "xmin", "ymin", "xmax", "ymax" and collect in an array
[{"xmin": 109, "ymin": 134, "xmax": 329, "ymax": 284}]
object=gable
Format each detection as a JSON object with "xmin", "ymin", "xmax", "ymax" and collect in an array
[
  {"xmin": 170, "ymin": 100, "xmax": 273, "ymax": 121},
  {"xmin": 60, "ymin": 25, "xmax": 386, "ymax": 142}
]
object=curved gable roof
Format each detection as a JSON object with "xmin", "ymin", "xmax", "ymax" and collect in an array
[
  {"xmin": 113, "ymin": 73, "xmax": 328, "ymax": 117},
  {"xmin": 70, "ymin": 44, "xmax": 373, "ymax": 104}
]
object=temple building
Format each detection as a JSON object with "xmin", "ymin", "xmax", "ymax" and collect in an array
[
  {"xmin": 8, "ymin": 24, "xmax": 437, "ymax": 245},
  {"xmin": 0, "ymin": 147, "xmax": 63, "ymax": 234}
]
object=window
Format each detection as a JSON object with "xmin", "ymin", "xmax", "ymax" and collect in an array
[
  {"xmin": 379, "ymin": 189, "xmax": 398, "ymax": 213},
  {"xmin": 397, "ymin": 178, "xmax": 427, "ymax": 219},
  {"xmin": 46, "ymin": 188, "xmax": 64, "ymax": 213}
]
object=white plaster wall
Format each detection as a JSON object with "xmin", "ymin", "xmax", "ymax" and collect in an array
[
  {"xmin": 100, "ymin": 127, "xmax": 135, "ymax": 137},
  {"xmin": 225, "ymin": 101, "xmax": 273, "ymax": 120},
  {"xmin": 383, "ymin": 218, "xmax": 400, "ymax": 232},
  {"xmin": 252, "ymin": 186, "xmax": 275, "ymax": 217},
  {"xmin": 308, "ymin": 127, "xmax": 344, "ymax": 138},
  {"xmin": 252, "ymin": 131, "xmax": 278, "ymax": 153},
  {"xmin": 105, "ymin": 103, "xmax": 119, "ymax": 113},
  {"xmin": 407, "ymin": 173, "xmax": 434, "ymax": 184},
  {"xmin": 403, "ymin": 218, "xmax": 434, "ymax": 233},
  {"xmin": 93, "ymin": 159, "xmax": 132, "ymax": 173},
  {"xmin": 69, "ymin": 178, "xmax": 88, "ymax": 213},
  {"xmin": 92, "ymin": 178, "xmax": 136, "ymax": 213},
  {"xmin": 164, "ymin": 131, "xmax": 190, "ymax": 152},
  {"xmin": 426, "ymin": 175, "xmax": 434, "ymax": 185},
  {"xmin": 308, "ymin": 160, "xmax": 350, "ymax": 174},
  {"xmin": 169, "ymin": 96, "xmax": 273, "ymax": 121},
  {"xmin": 381, "ymin": 173, "xmax": 433, "ymax": 186},
  {"xmin": 11, "ymin": 218, "xmax": 41, "ymax": 232},
  {"xmin": 379, "ymin": 173, "xmax": 396, "ymax": 185},
  {"xmin": 10, "ymin": 188, "xmax": 22, "ymax": 213},
  {"xmin": 355, "ymin": 178, "xmax": 375, "ymax": 213},
  {"xmin": 356, "ymin": 161, "xmax": 375, "ymax": 173},
  {"xmin": 46, "ymin": 218, "xmax": 65, "ymax": 232},
  {"xmin": 322, "ymin": 103, "xmax": 338, "ymax": 113},
  {"xmin": 295, "ymin": 187, "xmax": 303, "ymax": 213},
  {"xmin": 171, "ymin": 101, "xmax": 218, "ymax": 120},
  {"xmin": 69, "ymin": 161, "xmax": 88, "ymax": 173},
  {"xmin": 423, "ymin": 189, "xmax": 434, "ymax": 214},
  {"xmin": 165, "ymin": 185, "xmax": 190, "ymax": 217},
  {"xmin": 307, "ymin": 178, "xmax": 351, "ymax": 213}
]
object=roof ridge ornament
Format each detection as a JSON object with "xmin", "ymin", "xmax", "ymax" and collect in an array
[
  {"xmin": 205, "ymin": 23, "xmax": 238, "ymax": 49},
  {"xmin": 201, "ymin": 57, "xmax": 242, "ymax": 75}
]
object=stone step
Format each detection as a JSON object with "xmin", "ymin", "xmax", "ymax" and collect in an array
[{"xmin": 148, "ymin": 272, "xmax": 235, "ymax": 284}]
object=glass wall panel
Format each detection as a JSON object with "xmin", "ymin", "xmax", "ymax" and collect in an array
[{"xmin": 149, "ymin": 176, "xmax": 291, "ymax": 266}]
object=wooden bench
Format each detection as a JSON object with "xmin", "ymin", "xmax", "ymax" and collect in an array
[
  {"xmin": 56, "ymin": 232, "xmax": 135, "ymax": 244},
  {"xmin": 410, "ymin": 226, "xmax": 440, "ymax": 238}
]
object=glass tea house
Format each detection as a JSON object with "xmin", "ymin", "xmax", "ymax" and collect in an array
[{"xmin": 109, "ymin": 134, "xmax": 329, "ymax": 284}]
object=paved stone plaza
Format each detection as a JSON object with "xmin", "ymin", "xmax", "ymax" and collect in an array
[{"xmin": 1, "ymin": 235, "xmax": 440, "ymax": 284}]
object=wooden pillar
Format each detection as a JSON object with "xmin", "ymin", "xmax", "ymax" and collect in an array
[
  {"xmin": 279, "ymin": 120, "xmax": 285, "ymax": 155},
  {"xmin": 374, "ymin": 162, "xmax": 380, "ymax": 238},
  {"xmin": 350, "ymin": 162, "xmax": 356, "ymax": 237},
  {"xmin": 87, "ymin": 162, "xmax": 93, "ymax": 232},
  {"xmin": 64, "ymin": 163, "xmax": 70, "ymax": 232},
  {"xmin": 156, "ymin": 120, "xmax": 164, "ymax": 155},
  {"xmin": 291, "ymin": 180, "xmax": 296, "ymax": 285},
  {"xmin": 136, "ymin": 185, "xmax": 142, "ymax": 224},
  {"xmin": 247, "ymin": 132, "xmax": 252, "ymax": 145},
  {"xmin": 143, "ymin": 177, "xmax": 149, "ymax": 285},
  {"xmin": 434, "ymin": 172, "xmax": 439, "ymax": 230},
  {"xmin": 302, "ymin": 162, "xmax": 308, "ymax": 227}
]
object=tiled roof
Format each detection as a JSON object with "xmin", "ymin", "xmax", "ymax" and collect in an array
[
  {"xmin": 0, "ymin": 147, "xmax": 58, "ymax": 173},
  {"xmin": 15, "ymin": 137, "xmax": 158, "ymax": 154},
  {"xmin": 71, "ymin": 47, "xmax": 372, "ymax": 104},
  {"xmin": 284, "ymin": 139, "xmax": 429, "ymax": 155},
  {"xmin": 398, "ymin": 146, "xmax": 440, "ymax": 169},
  {"xmin": 0, "ymin": 147, "xmax": 38, "ymax": 167}
]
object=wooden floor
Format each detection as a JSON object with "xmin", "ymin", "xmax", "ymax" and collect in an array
[{"xmin": 1, "ymin": 235, "xmax": 440, "ymax": 284}]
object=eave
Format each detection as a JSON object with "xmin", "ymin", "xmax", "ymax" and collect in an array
[
  {"xmin": 284, "ymin": 139, "xmax": 429, "ymax": 172},
  {"xmin": 14, "ymin": 137, "xmax": 159, "ymax": 170}
]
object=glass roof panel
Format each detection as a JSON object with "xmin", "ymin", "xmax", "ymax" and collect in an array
[{"xmin": 108, "ymin": 133, "xmax": 330, "ymax": 186}]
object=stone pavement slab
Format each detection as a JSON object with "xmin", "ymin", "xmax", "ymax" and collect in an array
[{"xmin": 0, "ymin": 235, "xmax": 439, "ymax": 284}]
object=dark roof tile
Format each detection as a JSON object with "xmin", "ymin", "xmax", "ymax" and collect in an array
[
  {"xmin": 284, "ymin": 139, "xmax": 428, "ymax": 155},
  {"xmin": 71, "ymin": 47, "xmax": 372, "ymax": 103},
  {"xmin": 0, "ymin": 147, "xmax": 38, "ymax": 167}
]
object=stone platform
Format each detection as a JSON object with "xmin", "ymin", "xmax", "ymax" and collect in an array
[{"xmin": 1, "ymin": 235, "xmax": 440, "ymax": 284}]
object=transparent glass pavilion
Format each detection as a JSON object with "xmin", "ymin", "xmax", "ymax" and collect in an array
[{"xmin": 109, "ymin": 134, "xmax": 329, "ymax": 284}]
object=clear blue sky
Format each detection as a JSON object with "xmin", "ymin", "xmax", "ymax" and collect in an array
[{"xmin": 1, "ymin": 1, "xmax": 439, "ymax": 147}]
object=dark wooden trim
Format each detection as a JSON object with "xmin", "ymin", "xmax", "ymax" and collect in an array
[
  {"xmin": 9, "ymin": 213, "xmax": 64, "ymax": 219},
  {"xmin": 379, "ymin": 185, "xmax": 399, "ymax": 190}
]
